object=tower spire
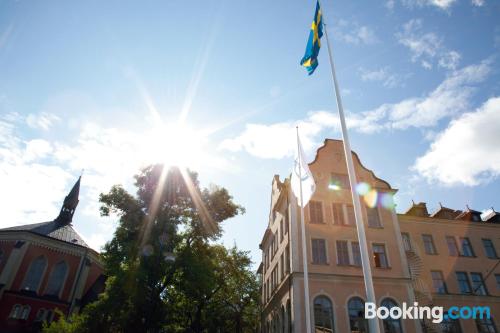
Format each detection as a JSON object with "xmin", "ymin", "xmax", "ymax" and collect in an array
[{"xmin": 55, "ymin": 176, "xmax": 81, "ymax": 226}]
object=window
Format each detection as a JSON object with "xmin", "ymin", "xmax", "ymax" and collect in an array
[
  {"xmin": 496, "ymin": 274, "xmax": 500, "ymax": 290},
  {"xmin": 367, "ymin": 207, "xmax": 381, "ymax": 227},
  {"xmin": 309, "ymin": 201, "xmax": 324, "ymax": 224},
  {"xmin": 20, "ymin": 305, "xmax": 30, "ymax": 320},
  {"xmin": 285, "ymin": 245, "xmax": 290, "ymax": 273},
  {"xmin": 476, "ymin": 317, "xmax": 498, "ymax": 333},
  {"xmin": 422, "ymin": 234, "xmax": 437, "ymax": 255},
  {"xmin": 440, "ymin": 316, "xmax": 462, "ymax": 333},
  {"xmin": 336, "ymin": 240, "xmax": 349, "ymax": 265},
  {"xmin": 312, "ymin": 239, "xmax": 327, "ymax": 264},
  {"xmin": 401, "ymin": 233, "xmax": 412, "ymax": 251},
  {"xmin": 45, "ymin": 261, "xmax": 68, "ymax": 297},
  {"xmin": 332, "ymin": 203, "xmax": 345, "ymax": 225},
  {"xmin": 373, "ymin": 244, "xmax": 389, "ymax": 268},
  {"xmin": 284, "ymin": 208, "xmax": 289, "ymax": 235},
  {"xmin": 446, "ymin": 236, "xmax": 459, "ymax": 256},
  {"xmin": 381, "ymin": 298, "xmax": 403, "ymax": 333},
  {"xmin": 346, "ymin": 205, "xmax": 355, "ymax": 225},
  {"xmin": 348, "ymin": 297, "xmax": 368, "ymax": 333},
  {"xmin": 35, "ymin": 308, "xmax": 46, "ymax": 322},
  {"xmin": 330, "ymin": 172, "xmax": 350, "ymax": 190},
  {"xmin": 314, "ymin": 296, "xmax": 334, "ymax": 332},
  {"xmin": 352, "ymin": 242, "xmax": 362, "ymax": 266},
  {"xmin": 456, "ymin": 272, "xmax": 472, "ymax": 294},
  {"xmin": 431, "ymin": 271, "xmax": 448, "ymax": 294},
  {"xmin": 471, "ymin": 272, "xmax": 488, "ymax": 295},
  {"xmin": 9, "ymin": 304, "xmax": 22, "ymax": 319},
  {"xmin": 280, "ymin": 219, "xmax": 284, "ymax": 242},
  {"xmin": 460, "ymin": 237, "xmax": 474, "ymax": 257},
  {"xmin": 22, "ymin": 256, "xmax": 47, "ymax": 292},
  {"xmin": 483, "ymin": 239, "xmax": 498, "ymax": 259}
]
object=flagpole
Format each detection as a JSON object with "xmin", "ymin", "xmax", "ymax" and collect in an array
[
  {"xmin": 296, "ymin": 126, "xmax": 312, "ymax": 333},
  {"xmin": 318, "ymin": 2, "xmax": 381, "ymax": 333}
]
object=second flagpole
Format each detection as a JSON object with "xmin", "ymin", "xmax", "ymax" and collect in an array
[
  {"xmin": 296, "ymin": 126, "xmax": 313, "ymax": 333},
  {"xmin": 318, "ymin": 1, "xmax": 381, "ymax": 332}
]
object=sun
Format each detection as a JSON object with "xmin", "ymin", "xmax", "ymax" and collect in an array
[{"xmin": 143, "ymin": 122, "xmax": 211, "ymax": 170}]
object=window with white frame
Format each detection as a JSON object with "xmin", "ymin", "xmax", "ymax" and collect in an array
[
  {"xmin": 309, "ymin": 201, "xmax": 324, "ymax": 224},
  {"xmin": 336, "ymin": 240, "xmax": 349, "ymax": 265},
  {"xmin": 367, "ymin": 206, "xmax": 381, "ymax": 228},
  {"xmin": 312, "ymin": 238, "xmax": 327, "ymax": 264},
  {"xmin": 373, "ymin": 244, "xmax": 389, "ymax": 268}
]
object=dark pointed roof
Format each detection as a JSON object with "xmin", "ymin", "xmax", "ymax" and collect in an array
[
  {"xmin": 54, "ymin": 176, "xmax": 81, "ymax": 226},
  {"xmin": 0, "ymin": 176, "xmax": 89, "ymax": 248}
]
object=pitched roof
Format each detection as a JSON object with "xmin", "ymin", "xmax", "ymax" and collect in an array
[{"xmin": 0, "ymin": 220, "xmax": 89, "ymax": 248}]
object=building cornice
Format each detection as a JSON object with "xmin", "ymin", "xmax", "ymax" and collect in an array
[{"xmin": 0, "ymin": 231, "xmax": 102, "ymax": 266}]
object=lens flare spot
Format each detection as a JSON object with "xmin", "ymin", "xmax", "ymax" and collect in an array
[
  {"xmin": 356, "ymin": 182, "xmax": 371, "ymax": 196},
  {"xmin": 363, "ymin": 189, "xmax": 378, "ymax": 208},
  {"xmin": 328, "ymin": 183, "xmax": 341, "ymax": 191},
  {"xmin": 380, "ymin": 193, "xmax": 395, "ymax": 210}
]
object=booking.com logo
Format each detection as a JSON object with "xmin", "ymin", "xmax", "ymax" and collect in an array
[{"xmin": 365, "ymin": 302, "xmax": 491, "ymax": 323}]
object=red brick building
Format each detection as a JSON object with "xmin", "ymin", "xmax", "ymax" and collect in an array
[{"xmin": 0, "ymin": 177, "xmax": 105, "ymax": 332}]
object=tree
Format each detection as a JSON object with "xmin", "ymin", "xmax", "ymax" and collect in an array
[{"xmin": 44, "ymin": 165, "xmax": 259, "ymax": 333}]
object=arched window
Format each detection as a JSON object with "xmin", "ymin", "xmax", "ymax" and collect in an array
[
  {"xmin": 314, "ymin": 295, "xmax": 334, "ymax": 332},
  {"xmin": 381, "ymin": 298, "xmax": 403, "ymax": 333},
  {"xmin": 22, "ymin": 256, "xmax": 47, "ymax": 292},
  {"xmin": 476, "ymin": 317, "xmax": 498, "ymax": 333},
  {"xmin": 9, "ymin": 304, "xmax": 22, "ymax": 319},
  {"xmin": 0, "ymin": 248, "xmax": 4, "ymax": 275},
  {"xmin": 45, "ymin": 261, "xmax": 68, "ymax": 297},
  {"xmin": 281, "ymin": 306, "xmax": 286, "ymax": 333},
  {"xmin": 35, "ymin": 308, "xmax": 46, "ymax": 322},
  {"xmin": 348, "ymin": 297, "xmax": 369, "ymax": 333},
  {"xmin": 20, "ymin": 305, "xmax": 30, "ymax": 320},
  {"xmin": 286, "ymin": 299, "xmax": 292, "ymax": 333}
]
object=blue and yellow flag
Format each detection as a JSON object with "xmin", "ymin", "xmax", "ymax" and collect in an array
[{"xmin": 300, "ymin": 1, "xmax": 323, "ymax": 75}]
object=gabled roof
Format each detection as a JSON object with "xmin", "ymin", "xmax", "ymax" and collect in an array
[{"xmin": 0, "ymin": 220, "xmax": 89, "ymax": 248}]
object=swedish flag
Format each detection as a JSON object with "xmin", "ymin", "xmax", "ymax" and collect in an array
[{"xmin": 300, "ymin": 1, "xmax": 323, "ymax": 75}]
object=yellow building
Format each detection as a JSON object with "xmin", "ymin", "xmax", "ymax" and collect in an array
[{"xmin": 258, "ymin": 139, "xmax": 500, "ymax": 333}]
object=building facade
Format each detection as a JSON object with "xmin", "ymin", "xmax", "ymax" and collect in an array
[
  {"xmin": 0, "ymin": 177, "xmax": 105, "ymax": 333},
  {"xmin": 258, "ymin": 139, "xmax": 500, "ymax": 333}
]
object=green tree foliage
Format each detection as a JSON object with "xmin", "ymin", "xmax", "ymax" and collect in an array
[{"xmin": 44, "ymin": 165, "xmax": 259, "ymax": 333}]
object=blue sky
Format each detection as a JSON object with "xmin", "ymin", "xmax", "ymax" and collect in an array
[{"xmin": 1, "ymin": 0, "xmax": 499, "ymax": 267}]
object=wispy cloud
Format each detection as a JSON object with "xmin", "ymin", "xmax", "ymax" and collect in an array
[
  {"xmin": 332, "ymin": 20, "xmax": 378, "ymax": 45},
  {"xmin": 471, "ymin": 0, "xmax": 485, "ymax": 6},
  {"xmin": 358, "ymin": 66, "xmax": 409, "ymax": 88},
  {"xmin": 26, "ymin": 112, "xmax": 60, "ymax": 131},
  {"xmin": 401, "ymin": 0, "xmax": 457, "ymax": 10},
  {"xmin": 414, "ymin": 96, "xmax": 500, "ymax": 186},
  {"xmin": 220, "ymin": 60, "xmax": 491, "ymax": 158},
  {"xmin": 396, "ymin": 19, "xmax": 461, "ymax": 70}
]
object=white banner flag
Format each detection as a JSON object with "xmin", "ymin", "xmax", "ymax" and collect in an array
[{"xmin": 291, "ymin": 135, "xmax": 316, "ymax": 207}]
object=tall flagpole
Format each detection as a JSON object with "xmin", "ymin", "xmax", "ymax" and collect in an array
[
  {"xmin": 318, "ymin": 1, "xmax": 381, "ymax": 333},
  {"xmin": 296, "ymin": 127, "xmax": 312, "ymax": 333}
]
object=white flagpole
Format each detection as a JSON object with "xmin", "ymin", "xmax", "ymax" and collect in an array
[
  {"xmin": 296, "ymin": 126, "xmax": 312, "ymax": 333},
  {"xmin": 318, "ymin": 2, "xmax": 381, "ymax": 333}
]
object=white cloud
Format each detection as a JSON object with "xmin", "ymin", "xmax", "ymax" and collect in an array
[
  {"xmin": 471, "ymin": 0, "xmax": 484, "ymax": 6},
  {"xmin": 220, "ymin": 60, "xmax": 491, "ymax": 158},
  {"xmin": 332, "ymin": 20, "xmax": 378, "ymax": 45},
  {"xmin": 358, "ymin": 67, "xmax": 407, "ymax": 88},
  {"xmin": 402, "ymin": 0, "xmax": 457, "ymax": 9},
  {"xmin": 397, "ymin": 19, "xmax": 461, "ymax": 70},
  {"xmin": 26, "ymin": 112, "xmax": 60, "ymax": 131},
  {"xmin": 438, "ymin": 50, "xmax": 461, "ymax": 70},
  {"xmin": 414, "ymin": 97, "xmax": 500, "ymax": 186}
]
